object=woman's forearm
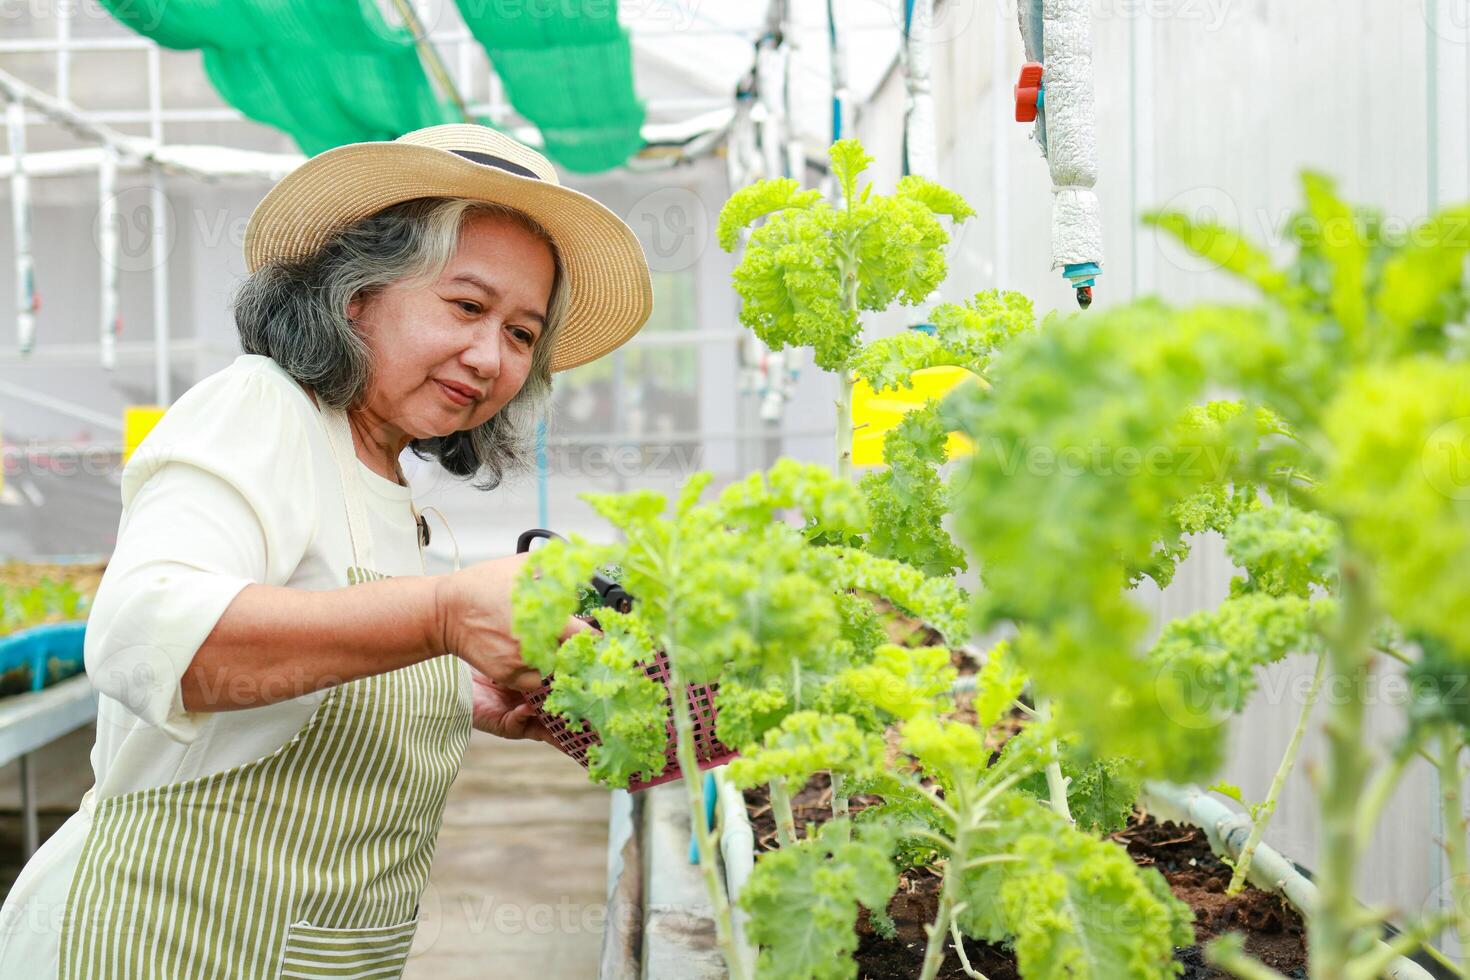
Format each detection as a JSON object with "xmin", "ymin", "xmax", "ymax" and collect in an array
[{"xmin": 180, "ymin": 577, "xmax": 448, "ymax": 712}]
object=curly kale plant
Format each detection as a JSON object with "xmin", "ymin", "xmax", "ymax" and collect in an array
[
  {"xmin": 718, "ymin": 139, "xmax": 1034, "ymax": 578},
  {"xmin": 510, "ymin": 460, "xmax": 971, "ymax": 980},
  {"xmin": 947, "ymin": 171, "xmax": 1470, "ymax": 976}
]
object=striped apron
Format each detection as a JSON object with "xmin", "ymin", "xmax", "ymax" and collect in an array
[{"xmin": 58, "ymin": 398, "xmax": 472, "ymax": 979}]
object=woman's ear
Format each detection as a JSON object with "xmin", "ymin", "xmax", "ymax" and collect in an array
[{"xmin": 346, "ymin": 294, "xmax": 363, "ymax": 323}]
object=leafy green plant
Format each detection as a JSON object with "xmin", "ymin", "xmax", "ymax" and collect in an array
[
  {"xmin": 510, "ymin": 461, "xmax": 970, "ymax": 980},
  {"xmin": 718, "ymin": 137, "xmax": 1034, "ymax": 578},
  {"xmin": 0, "ymin": 578, "xmax": 90, "ymax": 637},
  {"xmin": 512, "ymin": 138, "xmax": 1169, "ymax": 980},
  {"xmin": 945, "ymin": 172, "xmax": 1470, "ymax": 976},
  {"xmin": 725, "ymin": 636, "xmax": 1191, "ymax": 980}
]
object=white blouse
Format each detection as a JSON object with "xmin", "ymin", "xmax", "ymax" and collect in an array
[{"xmin": 0, "ymin": 353, "xmax": 433, "ymax": 973}]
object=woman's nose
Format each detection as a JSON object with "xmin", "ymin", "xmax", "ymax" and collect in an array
[{"xmin": 461, "ymin": 329, "xmax": 503, "ymax": 380}]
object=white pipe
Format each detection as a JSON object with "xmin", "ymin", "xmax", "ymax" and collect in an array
[
  {"xmin": 1128, "ymin": 0, "xmax": 1155, "ymax": 299},
  {"xmin": 6, "ymin": 99, "xmax": 35, "ymax": 356},
  {"xmin": 0, "ymin": 338, "xmax": 203, "ymax": 366},
  {"xmin": 98, "ymin": 144, "xmax": 119, "ymax": 371},
  {"xmin": 716, "ymin": 769, "xmax": 756, "ymax": 962},
  {"xmin": 0, "ymin": 380, "xmax": 124, "ymax": 432},
  {"xmin": 1041, "ymin": 0, "xmax": 1102, "ymax": 280},
  {"xmin": 993, "ymin": 0, "xmax": 1011, "ymax": 289},
  {"xmin": 1140, "ymin": 781, "xmax": 1436, "ymax": 980},
  {"xmin": 0, "ymin": 67, "xmax": 152, "ymax": 169},
  {"xmin": 903, "ymin": 0, "xmax": 937, "ymax": 180},
  {"xmin": 55, "ymin": 0, "xmax": 71, "ymax": 105},
  {"xmin": 826, "ymin": 0, "xmax": 850, "ymax": 142},
  {"xmin": 0, "ymin": 145, "xmax": 303, "ymax": 181},
  {"xmin": 756, "ymin": 6, "xmax": 787, "ymax": 183},
  {"xmin": 147, "ymin": 45, "xmax": 170, "ymax": 405}
]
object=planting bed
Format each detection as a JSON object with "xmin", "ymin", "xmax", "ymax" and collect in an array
[
  {"xmin": 0, "ymin": 560, "xmax": 104, "ymax": 695},
  {"xmin": 0, "ymin": 560, "xmax": 106, "ymax": 594},
  {"xmin": 743, "ymin": 778, "xmax": 1308, "ymax": 980}
]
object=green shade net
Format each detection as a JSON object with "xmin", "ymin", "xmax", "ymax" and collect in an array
[
  {"xmin": 97, "ymin": 0, "xmax": 456, "ymax": 155},
  {"xmin": 454, "ymin": 0, "xmax": 645, "ymax": 173}
]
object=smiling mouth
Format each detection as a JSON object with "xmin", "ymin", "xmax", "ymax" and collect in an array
[{"xmin": 435, "ymin": 380, "xmax": 479, "ymax": 405}]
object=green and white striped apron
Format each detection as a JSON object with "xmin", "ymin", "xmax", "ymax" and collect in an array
[{"xmin": 58, "ymin": 397, "xmax": 472, "ymax": 979}]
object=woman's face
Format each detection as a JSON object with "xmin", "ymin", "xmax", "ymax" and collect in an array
[{"xmin": 348, "ymin": 212, "xmax": 555, "ymax": 442}]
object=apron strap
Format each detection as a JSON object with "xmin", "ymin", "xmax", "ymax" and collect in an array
[{"xmin": 314, "ymin": 398, "xmax": 376, "ymax": 572}]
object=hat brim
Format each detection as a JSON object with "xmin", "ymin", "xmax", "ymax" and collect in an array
[{"xmin": 242, "ymin": 141, "xmax": 653, "ymax": 372}]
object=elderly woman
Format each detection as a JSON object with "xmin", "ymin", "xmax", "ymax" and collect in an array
[{"xmin": 0, "ymin": 124, "xmax": 652, "ymax": 978}]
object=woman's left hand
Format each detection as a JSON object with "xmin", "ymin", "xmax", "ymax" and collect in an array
[{"xmin": 468, "ymin": 667, "xmax": 555, "ymax": 744}]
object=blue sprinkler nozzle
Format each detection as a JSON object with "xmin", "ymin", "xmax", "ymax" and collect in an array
[{"xmin": 1063, "ymin": 262, "xmax": 1101, "ymax": 309}]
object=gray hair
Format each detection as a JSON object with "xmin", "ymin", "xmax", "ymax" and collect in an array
[{"xmin": 231, "ymin": 197, "xmax": 567, "ymax": 491}]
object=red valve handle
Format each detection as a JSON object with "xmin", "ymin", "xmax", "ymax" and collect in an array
[{"xmin": 1015, "ymin": 62, "xmax": 1044, "ymax": 123}]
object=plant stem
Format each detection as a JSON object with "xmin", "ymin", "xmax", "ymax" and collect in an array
[
  {"xmin": 1310, "ymin": 557, "xmax": 1377, "ymax": 979},
  {"xmin": 1228, "ymin": 653, "xmax": 1325, "ymax": 895},
  {"xmin": 830, "ymin": 772, "xmax": 850, "ymax": 842},
  {"xmin": 837, "ymin": 369, "xmax": 855, "ymax": 480},
  {"xmin": 1416, "ymin": 936, "xmax": 1465, "ymax": 978},
  {"xmin": 769, "ymin": 781, "xmax": 797, "ymax": 848},
  {"xmin": 1438, "ymin": 728, "xmax": 1470, "ymax": 966},
  {"xmin": 1354, "ymin": 744, "xmax": 1414, "ymax": 860},
  {"xmin": 950, "ymin": 917, "xmax": 991, "ymax": 980},
  {"xmin": 918, "ymin": 821, "xmax": 966, "ymax": 980},
  {"xmin": 830, "ymin": 262, "xmax": 858, "ymax": 829},
  {"xmin": 914, "ymin": 781, "xmax": 961, "ymax": 826},
  {"xmin": 1344, "ymin": 911, "xmax": 1457, "ymax": 980},
  {"xmin": 911, "ymin": 787, "xmax": 970, "ymax": 980},
  {"xmin": 836, "ymin": 253, "xmax": 858, "ymax": 481},
  {"xmin": 1035, "ymin": 697, "xmax": 1072, "ymax": 824},
  {"xmin": 668, "ymin": 659, "xmax": 751, "ymax": 980}
]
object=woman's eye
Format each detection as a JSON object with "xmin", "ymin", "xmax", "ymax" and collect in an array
[
  {"xmin": 510, "ymin": 326, "xmax": 536, "ymax": 346},
  {"xmin": 455, "ymin": 300, "xmax": 481, "ymax": 315}
]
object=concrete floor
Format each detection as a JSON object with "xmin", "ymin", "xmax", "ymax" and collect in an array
[
  {"xmin": 406, "ymin": 734, "xmax": 610, "ymax": 979},
  {"xmin": 0, "ymin": 722, "xmax": 610, "ymax": 979}
]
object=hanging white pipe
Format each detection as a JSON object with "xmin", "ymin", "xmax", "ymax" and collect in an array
[
  {"xmin": 147, "ymin": 45, "xmax": 170, "ymax": 404},
  {"xmin": 1041, "ymin": 0, "xmax": 1102, "ymax": 292},
  {"xmin": 1128, "ymin": 0, "xmax": 1155, "ymax": 300},
  {"xmin": 756, "ymin": 17, "xmax": 786, "ymax": 182},
  {"xmin": 759, "ymin": 12, "xmax": 790, "ymax": 423},
  {"xmin": 781, "ymin": 2, "xmax": 804, "ymax": 186},
  {"xmin": 55, "ymin": 0, "xmax": 71, "ymax": 105},
  {"xmin": 902, "ymin": 0, "xmax": 937, "ymax": 180},
  {"xmin": 7, "ymin": 98, "xmax": 36, "ymax": 356},
  {"xmin": 826, "ymin": 0, "xmax": 850, "ymax": 144},
  {"xmin": 98, "ymin": 144, "xmax": 119, "ymax": 371},
  {"xmin": 993, "ymin": 0, "xmax": 1011, "ymax": 289}
]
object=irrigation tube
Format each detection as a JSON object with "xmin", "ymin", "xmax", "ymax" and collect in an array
[
  {"xmin": 715, "ymin": 770, "xmax": 756, "ymax": 964},
  {"xmin": 1141, "ymin": 780, "xmax": 1436, "ymax": 980}
]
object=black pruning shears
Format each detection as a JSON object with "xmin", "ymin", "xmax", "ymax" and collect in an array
[{"xmin": 515, "ymin": 528, "xmax": 634, "ymax": 614}]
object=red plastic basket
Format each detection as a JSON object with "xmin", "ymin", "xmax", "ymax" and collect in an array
[{"xmin": 526, "ymin": 650, "xmax": 738, "ymax": 793}]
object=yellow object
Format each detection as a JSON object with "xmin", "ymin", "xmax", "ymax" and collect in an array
[
  {"xmin": 122, "ymin": 405, "xmax": 167, "ymax": 463},
  {"xmin": 850, "ymin": 366, "xmax": 980, "ymax": 467}
]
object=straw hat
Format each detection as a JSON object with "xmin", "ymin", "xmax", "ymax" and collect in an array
[{"xmin": 242, "ymin": 123, "xmax": 653, "ymax": 372}]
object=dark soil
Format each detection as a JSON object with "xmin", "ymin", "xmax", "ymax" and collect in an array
[
  {"xmin": 743, "ymin": 778, "xmax": 1308, "ymax": 979},
  {"xmin": 1113, "ymin": 813, "xmax": 1307, "ymax": 978}
]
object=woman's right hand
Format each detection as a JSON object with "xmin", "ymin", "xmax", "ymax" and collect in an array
[{"xmin": 435, "ymin": 553, "xmax": 590, "ymax": 692}]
